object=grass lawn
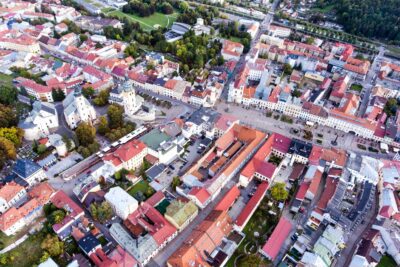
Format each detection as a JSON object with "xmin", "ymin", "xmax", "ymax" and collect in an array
[
  {"xmin": 127, "ymin": 180, "xmax": 154, "ymax": 200},
  {"xmin": 0, "ymin": 232, "xmax": 23, "ymax": 251},
  {"xmin": 377, "ymin": 255, "xmax": 397, "ymax": 267},
  {"xmin": 226, "ymin": 198, "xmax": 278, "ymax": 267},
  {"xmin": 218, "ymin": 35, "xmax": 242, "ymax": 43},
  {"xmin": 0, "ymin": 73, "xmax": 14, "ymax": 88},
  {"xmin": 350, "ymin": 83, "xmax": 363, "ymax": 92},
  {"xmin": 2, "ymin": 231, "xmax": 46, "ymax": 267},
  {"xmin": 107, "ymin": 10, "xmax": 178, "ymax": 31},
  {"xmin": 311, "ymin": 4, "xmax": 335, "ymax": 13}
]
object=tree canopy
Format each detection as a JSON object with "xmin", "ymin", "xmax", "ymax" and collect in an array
[
  {"xmin": 75, "ymin": 122, "xmax": 96, "ymax": 146},
  {"xmin": 270, "ymin": 182, "xmax": 289, "ymax": 202},
  {"xmin": 0, "ymin": 86, "xmax": 18, "ymax": 105},
  {"xmin": 0, "ymin": 104, "xmax": 18, "ymax": 128},
  {"xmin": 90, "ymin": 201, "xmax": 113, "ymax": 223},
  {"xmin": 41, "ymin": 234, "xmax": 64, "ymax": 257},
  {"xmin": 315, "ymin": 0, "xmax": 400, "ymax": 42}
]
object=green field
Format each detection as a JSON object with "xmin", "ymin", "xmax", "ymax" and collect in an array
[
  {"xmin": 127, "ymin": 180, "xmax": 155, "ymax": 200},
  {"xmin": 1, "ymin": 231, "xmax": 46, "ymax": 267},
  {"xmin": 0, "ymin": 73, "xmax": 14, "ymax": 88},
  {"xmin": 106, "ymin": 10, "xmax": 178, "ymax": 31},
  {"xmin": 377, "ymin": 255, "xmax": 397, "ymax": 267},
  {"xmin": 311, "ymin": 4, "xmax": 335, "ymax": 13},
  {"xmin": 350, "ymin": 83, "xmax": 363, "ymax": 92}
]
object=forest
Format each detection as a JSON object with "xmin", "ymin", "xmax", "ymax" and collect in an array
[{"xmin": 315, "ymin": 0, "xmax": 400, "ymax": 43}]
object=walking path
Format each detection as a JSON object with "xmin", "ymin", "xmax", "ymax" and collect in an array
[{"xmin": 0, "ymin": 234, "xmax": 28, "ymax": 254}]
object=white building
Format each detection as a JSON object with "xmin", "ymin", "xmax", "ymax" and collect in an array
[
  {"xmin": 19, "ymin": 101, "xmax": 58, "ymax": 141},
  {"xmin": 102, "ymin": 139, "xmax": 148, "ymax": 171},
  {"xmin": 104, "ymin": 186, "xmax": 138, "ymax": 220},
  {"xmin": 109, "ymin": 81, "xmax": 143, "ymax": 117},
  {"xmin": 11, "ymin": 159, "xmax": 47, "ymax": 187},
  {"xmin": 63, "ymin": 89, "xmax": 97, "ymax": 129},
  {"xmin": 0, "ymin": 182, "xmax": 27, "ymax": 214}
]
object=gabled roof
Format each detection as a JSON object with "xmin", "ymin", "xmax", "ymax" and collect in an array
[
  {"xmin": 0, "ymin": 182, "xmax": 25, "ymax": 202},
  {"xmin": 214, "ymin": 186, "xmax": 240, "ymax": 212},
  {"xmin": 188, "ymin": 187, "xmax": 210, "ymax": 205},
  {"xmin": 261, "ymin": 217, "xmax": 292, "ymax": 260},
  {"xmin": 235, "ymin": 182, "xmax": 268, "ymax": 228}
]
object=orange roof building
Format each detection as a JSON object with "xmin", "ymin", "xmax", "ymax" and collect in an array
[{"xmin": 167, "ymin": 210, "xmax": 232, "ymax": 267}]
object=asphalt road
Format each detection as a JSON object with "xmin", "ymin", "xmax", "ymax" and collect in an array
[{"xmin": 358, "ymin": 46, "xmax": 386, "ymax": 116}]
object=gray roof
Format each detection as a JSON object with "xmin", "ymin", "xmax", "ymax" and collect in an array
[
  {"xmin": 187, "ymin": 107, "xmax": 220, "ymax": 126},
  {"xmin": 146, "ymin": 164, "xmax": 167, "ymax": 180}
]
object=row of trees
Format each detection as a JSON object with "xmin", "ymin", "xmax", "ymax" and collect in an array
[
  {"xmin": 122, "ymin": 0, "xmax": 177, "ymax": 17},
  {"xmin": 0, "ymin": 86, "xmax": 22, "ymax": 169},
  {"xmin": 315, "ymin": 0, "xmax": 400, "ymax": 42}
]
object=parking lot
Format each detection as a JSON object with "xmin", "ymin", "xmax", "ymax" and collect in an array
[{"xmin": 150, "ymin": 137, "xmax": 205, "ymax": 191}]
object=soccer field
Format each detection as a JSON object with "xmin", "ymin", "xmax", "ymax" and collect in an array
[{"xmin": 106, "ymin": 10, "xmax": 178, "ymax": 31}]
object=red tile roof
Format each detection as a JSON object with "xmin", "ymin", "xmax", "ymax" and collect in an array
[
  {"xmin": 379, "ymin": 206, "xmax": 394, "ymax": 218},
  {"xmin": 261, "ymin": 217, "xmax": 292, "ymax": 260},
  {"xmin": 214, "ymin": 186, "xmax": 240, "ymax": 212},
  {"xmin": 126, "ymin": 202, "xmax": 176, "ymax": 246},
  {"xmin": 272, "ymin": 133, "xmax": 292, "ymax": 154},
  {"xmin": 145, "ymin": 191, "xmax": 165, "ymax": 207},
  {"xmin": 0, "ymin": 182, "xmax": 25, "ymax": 202},
  {"xmin": 235, "ymin": 182, "xmax": 268, "ymax": 228},
  {"xmin": 316, "ymin": 176, "xmax": 338, "ymax": 211},
  {"xmin": 295, "ymin": 182, "xmax": 310, "ymax": 201},
  {"xmin": 0, "ymin": 207, "xmax": 23, "ymax": 232},
  {"xmin": 28, "ymin": 182, "xmax": 54, "ymax": 205},
  {"xmin": 188, "ymin": 187, "xmax": 210, "ymax": 205},
  {"xmin": 168, "ymin": 210, "xmax": 232, "ymax": 267},
  {"xmin": 307, "ymin": 169, "xmax": 323, "ymax": 197},
  {"xmin": 103, "ymin": 139, "xmax": 147, "ymax": 168},
  {"xmin": 215, "ymin": 114, "xmax": 237, "ymax": 132}
]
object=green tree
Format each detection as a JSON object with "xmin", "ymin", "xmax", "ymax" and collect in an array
[
  {"xmin": 75, "ymin": 122, "xmax": 96, "ymax": 145},
  {"xmin": 62, "ymin": 135, "xmax": 73, "ymax": 151},
  {"xmin": 291, "ymin": 89, "xmax": 302, "ymax": 98},
  {"xmin": 305, "ymin": 37, "xmax": 315, "ymax": 45},
  {"xmin": 270, "ymin": 182, "xmax": 289, "ymax": 202},
  {"xmin": 0, "ymin": 253, "xmax": 7, "ymax": 265},
  {"xmin": 283, "ymin": 63, "xmax": 293, "ymax": 75},
  {"xmin": 51, "ymin": 88, "xmax": 65, "ymax": 101},
  {"xmin": 0, "ymin": 104, "xmax": 18, "ymax": 128},
  {"xmin": 82, "ymin": 87, "xmax": 95, "ymax": 99},
  {"xmin": 40, "ymin": 251, "xmax": 50, "ymax": 263},
  {"xmin": 0, "ymin": 127, "xmax": 24, "ymax": 147},
  {"xmin": 107, "ymin": 104, "xmax": 124, "ymax": 129},
  {"xmin": 0, "ymin": 86, "xmax": 18, "ymax": 105},
  {"xmin": 179, "ymin": 1, "xmax": 189, "ymax": 12},
  {"xmin": 49, "ymin": 209, "xmax": 66, "ymax": 225},
  {"xmin": 124, "ymin": 42, "xmax": 139, "ymax": 58},
  {"xmin": 37, "ymin": 144, "xmax": 47, "ymax": 154},
  {"xmin": 171, "ymin": 176, "xmax": 182, "ymax": 191},
  {"xmin": 97, "ymin": 116, "xmax": 108, "ymax": 135},
  {"xmin": 41, "ymin": 234, "xmax": 64, "ymax": 257},
  {"xmin": 93, "ymin": 89, "xmax": 109, "ymax": 106},
  {"xmin": 160, "ymin": 2, "xmax": 173, "ymax": 14},
  {"xmin": 90, "ymin": 201, "xmax": 113, "ymax": 223},
  {"xmin": 79, "ymin": 33, "xmax": 88, "ymax": 42},
  {"xmin": 384, "ymin": 98, "xmax": 398, "ymax": 117}
]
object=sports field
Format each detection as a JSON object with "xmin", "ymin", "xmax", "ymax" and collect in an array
[{"xmin": 106, "ymin": 10, "xmax": 178, "ymax": 31}]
